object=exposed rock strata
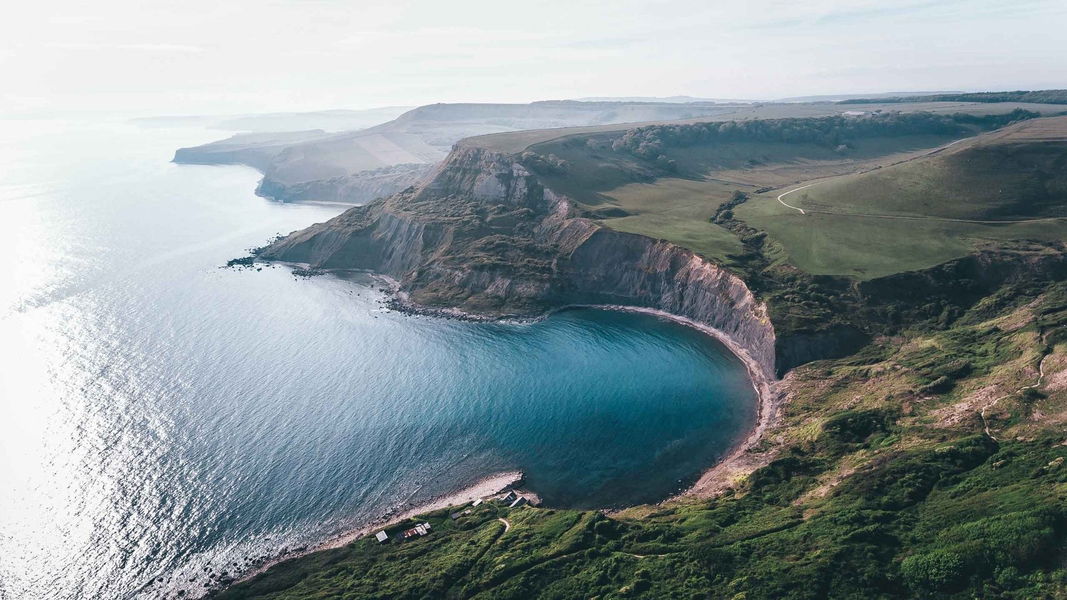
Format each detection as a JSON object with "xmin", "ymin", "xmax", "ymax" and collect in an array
[{"xmin": 260, "ymin": 146, "xmax": 779, "ymax": 380}]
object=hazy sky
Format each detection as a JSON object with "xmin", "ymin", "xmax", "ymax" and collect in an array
[{"xmin": 3, "ymin": 0, "xmax": 1066, "ymax": 117}]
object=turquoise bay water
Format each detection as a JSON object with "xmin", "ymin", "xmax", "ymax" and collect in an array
[{"xmin": 0, "ymin": 121, "xmax": 756, "ymax": 599}]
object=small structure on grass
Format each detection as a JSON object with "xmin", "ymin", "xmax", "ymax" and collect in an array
[
  {"xmin": 375, "ymin": 530, "xmax": 389, "ymax": 543},
  {"xmin": 401, "ymin": 522, "xmax": 432, "ymax": 540}
]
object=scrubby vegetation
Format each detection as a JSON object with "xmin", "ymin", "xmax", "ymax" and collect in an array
[{"xmin": 841, "ymin": 90, "xmax": 1067, "ymax": 105}]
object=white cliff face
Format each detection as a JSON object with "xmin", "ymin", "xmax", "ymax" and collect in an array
[{"xmin": 260, "ymin": 145, "xmax": 778, "ymax": 379}]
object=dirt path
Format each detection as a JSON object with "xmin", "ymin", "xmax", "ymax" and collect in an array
[
  {"xmin": 776, "ymin": 184, "xmax": 814, "ymax": 214},
  {"xmin": 764, "ymin": 136, "xmax": 1066, "ymax": 225},
  {"xmin": 980, "ymin": 353, "xmax": 1049, "ymax": 441},
  {"xmin": 497, "ymin": 518, "xmax": 511, "ymax": 533}
]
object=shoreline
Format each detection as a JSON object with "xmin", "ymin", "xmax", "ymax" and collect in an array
[
  {"xmin": 228, "ymin": 470, "xmax": 524, "ymax": 589},
  {"xmin": 566, "ymin": 305, "xmax": 778, "ymax": 501},
  {"xmin": 374, "ymin": 276, "xmax": 779, "ymax": 500},
  {"xmin": 220, "ymin": 265, "xmax": 778, "ymax": 594}
]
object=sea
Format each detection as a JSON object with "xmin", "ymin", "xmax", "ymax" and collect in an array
[{"xmin": 0, "ymin": 119, "xmax": 757, "ymax": 599}]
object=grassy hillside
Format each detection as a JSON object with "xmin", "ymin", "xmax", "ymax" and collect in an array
[
  {"xmin": 215, "ymin": 281, "xmax": 1067, "ymax": 600},
  {"xmin": 510, "ymin": 111, "xmax": 1067, "ymax": 278},
  {"xmin": 495, "ymin": 111, "xmax": 1067, "ymax": 279},
  {"xmin": 736, "ymin": 117, "xmax": 1067, "ymax": 278},
  {"xmin": 841, "ymin": 90, "xmax": 1067, "ymax": 106}
]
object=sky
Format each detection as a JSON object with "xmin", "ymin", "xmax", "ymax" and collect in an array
[{"xmin": 2, "ymin": 0, "xmax": 1066, "ymax": 117}]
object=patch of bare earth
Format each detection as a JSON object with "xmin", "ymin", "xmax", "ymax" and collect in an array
[
  {"xmin": 930, "ymin": 385, "xmax": 1002, "ymax": 429},
  {"xmin": 1044, "ymin": 352, "xmax": 1067, "ymax": 392},
  {"xmin": 981, "ymin": 295, "xmax": 1042, "ymax": 332},
  {"xmin": 796, "ymin": 463, "xmax": 859, "ymax": 506}
]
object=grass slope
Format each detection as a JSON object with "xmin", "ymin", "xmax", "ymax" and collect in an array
[
  {"xmin": 216, "ymin": 283, "xmax": 1067, "ymax": 600},
  {"xmin": 506, "ymin": 112, "xmax": 1067, "ymax": 279},
  {"xmin": 736, "ymin": 117, "xmax": 1067, "ymax": 278},
  {"xmin": 520, "ymin": 121, "xmax": 999, "ymax": 266}
]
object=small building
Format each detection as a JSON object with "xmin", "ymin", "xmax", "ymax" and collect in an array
[
  {"xmin": 508, "ymin": 496, "xmax": 527, "ymax": 508},
  {"xmin": 471, "ymin": 498, "xmax": 483, "ymax": 507},
  {"xmin": 375, "ymin": 531, "xmax": 389, "ymax": 543},
  {"xmin": 401, "ymin": 522, "xmax": 433, "ymax": 540},
  {"xmin": 499, "ymin": 491, "xmax": 517, "ymax": 504}
]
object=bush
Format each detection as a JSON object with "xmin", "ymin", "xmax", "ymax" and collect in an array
[{"xmin": 901, "ymin": 550, "xmax": 966, "ymax": 592}]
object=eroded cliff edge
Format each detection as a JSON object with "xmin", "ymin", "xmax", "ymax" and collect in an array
[{"xmin": 259, "ymin": 145, "xmax": 779, "ymax": 380}]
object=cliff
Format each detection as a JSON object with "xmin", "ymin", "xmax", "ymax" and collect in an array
[
  {"xmin": 254, "ymin": 164, "xmax": 434, "ymax": 204},
  {"xmin": 173, "ymin": 101, "xmax": 740, "ymax": 205},
  {"xmin": 256, "ymin": 136, "xmax": 1067, "ymax": 380},
  {"xmin": 259, "ymin": 145, "xmax": 779, "ymax": 380}
]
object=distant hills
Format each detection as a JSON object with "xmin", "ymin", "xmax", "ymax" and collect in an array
[
  {"xmin": 840, "ymin": 89, "xmax": 1067, "ymax": 105},
  {"xmin": 572, "ymin": 95, "xmax": 751, "ymax": 104},
  {"xmin": 573, "ymin": 92, "xmax": 962, "ymax": 104},
  {"xmin": 168, "ymin": 90, "xmax": 1067, "ymax": 208},
  {"xmin": 172, "ymin": 100, "xmax": 742, "ymax": 204},
  {"xmin": 777, "ymin": 91, "xmax": 960, "ymax": 103},
  {"xmin": 132, "ymin": 106, "xmax": 414, "ymax": 133}
]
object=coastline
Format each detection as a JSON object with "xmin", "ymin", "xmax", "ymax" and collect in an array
[
  {"xmin": 569, "ymin": 305, "xmax": 780, "ymax": 501},
  {"xmin": 218, "ymin": 266, "xmax": 777, "ymax": 595},
  {"xmin": 228, "ymin": 470, "xmax": 524, "ymax": 588},
  {"xmin": 375, "ymin": 276, "xmax": 781, "ymax": 501}
]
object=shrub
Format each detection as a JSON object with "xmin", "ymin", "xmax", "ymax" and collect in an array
[{"xmin": 901, "ymin": 549, "xmax": 966, "ymax": 592}]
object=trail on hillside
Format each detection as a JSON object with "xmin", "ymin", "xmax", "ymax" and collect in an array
[
  {"xmin": 980, "ymin": 349, "xmax": 1049, "ymax": 441},
  {"xmin": 765, "ymin": 135, "xmax": 1067, "ymax": 224}
]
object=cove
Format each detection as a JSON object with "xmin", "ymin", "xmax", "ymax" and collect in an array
[{"xmin": 0, "ymin": 120, "xmax": 756, "ymax": 599}]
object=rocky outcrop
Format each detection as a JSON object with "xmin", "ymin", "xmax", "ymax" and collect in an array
[
  {"xmin": 260, "ymin": 145, "xmax": 779, "ymax": 379},
  {"xmin": 255, "ymin": 164, "xmax": 434, "ymax": 204}
]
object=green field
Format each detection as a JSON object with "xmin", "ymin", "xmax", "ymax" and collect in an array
[
  {"xmin": 596, "ymin": 178, "xmax": 745, "ymax": 261},
  {"xmin": 521, "ymin": 124, "xmax": 991, "ymax": 267},
  {"xmin": 734, "ymin": 201, "xmax": 1067, "ymax": 278},
  {"xmin": 734, "ymin": 117, "xmax": 1067, "ymax": 278},
  {"xmin": 779, "ymin": 139, "xmax": 1067, "ymax": 221},
  {"xmin": 509, "ymin": 113, "xmax": 1067, "ymax": 280}
]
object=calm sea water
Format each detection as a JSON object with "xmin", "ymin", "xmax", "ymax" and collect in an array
[{"xmin": 0, "ymin": 120, "xmax": 757, "ymax": 599}]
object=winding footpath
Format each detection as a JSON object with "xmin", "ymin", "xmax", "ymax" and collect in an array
[
  {"xmin": 767, "ymin": 136, "xmax": 1066, "ymax": 224},
  {"xmin": 980, "ymin": 353, "xmax": 1049, "ymax": 441},
  {"xmin": 775, "ymin": 184, "xmax": 814, "ymax": 214}
]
